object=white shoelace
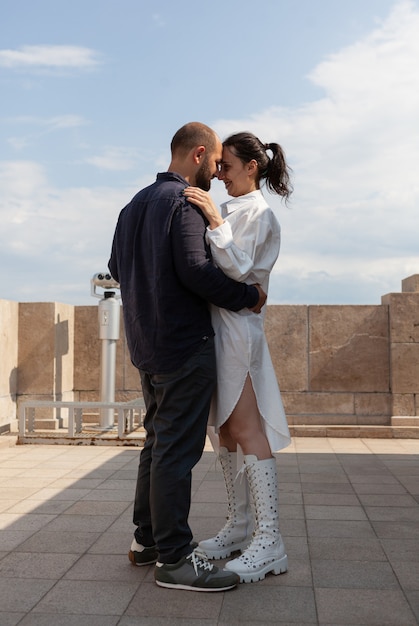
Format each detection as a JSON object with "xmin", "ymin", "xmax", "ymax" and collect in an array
[{"xmin": 188, "ymin": 549, "xmax": 214, "ymax": 576}]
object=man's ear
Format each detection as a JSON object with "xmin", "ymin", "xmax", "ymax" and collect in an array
[{"xmin": 193, "ymin": 145, "xmax": 206, "ymax": 164}]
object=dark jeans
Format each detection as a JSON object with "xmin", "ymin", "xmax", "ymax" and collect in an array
[{"xmin": 133, "ymin": 337, "xmax": 216, "ymax": 564}]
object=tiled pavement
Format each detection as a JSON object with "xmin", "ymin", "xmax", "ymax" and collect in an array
[{"xmin": 0, "ymin": 435, "xmax": 418, "ymax": 625}]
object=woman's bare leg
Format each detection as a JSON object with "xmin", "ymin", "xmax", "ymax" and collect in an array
[{"xmin": 219, "ymin": 374, "xmax": 271, "ymax": 459}]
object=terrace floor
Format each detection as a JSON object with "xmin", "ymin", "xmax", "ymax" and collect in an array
[{"xmin": 0, "ymin": 435, "xmax": 418, "ymax": 625}]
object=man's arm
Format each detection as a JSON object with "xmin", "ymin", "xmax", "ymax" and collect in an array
[{"xmin": 171, "ymin": 202, "xmax": 265, "ymax": 312}]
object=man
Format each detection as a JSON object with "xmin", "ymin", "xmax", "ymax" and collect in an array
[{"xmin": 108, "ymin": 122, "xmax": 266, "ymax": 592}]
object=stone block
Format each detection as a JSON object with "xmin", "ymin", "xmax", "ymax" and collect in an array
[
  {"xmin": 381, "ymin": 293, "xmax": 419, "ymax": 343},
  {"xmin": 402, "ymin": 274, "xmax": 419, "ymax": 292},
  {"xmin": 354, "ymin": 393, "xmax": 392, "ymax": 417},
  {"xmin": 391, "ymin": 344, "xmax": 419, "ymax": 393},
  {"xmin": 18, "ymin": 302, "xmax": 74, "ymax": 392},
  {"xmin": 309, "ymin": 305, "xmax": 389, "ymax": 392},
  {"xmin": 0, "ymin": 299, "xmax": 19, "ymax": 430},
  {"xmin": 0, "ymin": 299, "xmax": 18, "ymax": 396},
  {"xmin": 392, "ymin": 393, "xmax": 415, "ymax": 416},
  {"xmin": 74, "ymin": 306, "xmax": 100, "ymax": 391},
  {"xmin": 18, "ymin": 303, "xmax": 56, "ymax": 394},
  {"xmin": 54, "ymin": 302, "xmax": 75, "ymax": 399},
  {"xmin": 292, "ymin": 414, "xmax": 358, "ymax": 426},
  {"xmin": 282, "ymin": 391, "xmax": 354, "ymax": 415},
  {"xmin": 265, "ymin": 305, "xmax": 308, "ymax": 391}
]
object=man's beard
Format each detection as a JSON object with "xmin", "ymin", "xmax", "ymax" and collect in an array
[{"xmin": 195, "ymin": 157, "xmax": 212, "ymax": 191}]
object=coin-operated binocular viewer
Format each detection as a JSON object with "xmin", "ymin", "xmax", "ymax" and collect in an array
[{"xmin": 91, "ymin": 272, "xmax": 121, "ymax": 429}]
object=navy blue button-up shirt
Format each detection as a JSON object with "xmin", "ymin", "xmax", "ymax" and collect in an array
[{"xmin": 108, "ymin": 171, "xmax": 258, "ymax": 374}]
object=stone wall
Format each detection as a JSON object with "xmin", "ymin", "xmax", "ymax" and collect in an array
[
  {"xmin": 0, "ymin": 299, "xmax": 19, "ymax": 433},
  {"xmin": 1, "ymin": 275, "xmax": 418, "ymax": 434}
]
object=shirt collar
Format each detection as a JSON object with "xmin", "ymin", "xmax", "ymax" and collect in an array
[{"xmin": 221, "ymin": 190, "xmax": 264, "ymax": 215}]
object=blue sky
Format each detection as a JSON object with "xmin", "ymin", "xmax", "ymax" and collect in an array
[{"xmin": 1, "ymin": 0, "xmax": 418, "ymax": 305}]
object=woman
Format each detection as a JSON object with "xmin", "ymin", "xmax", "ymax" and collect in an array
[{"xmin": 183, "ymin": 131, "xmax": 292, "ymax": 583}]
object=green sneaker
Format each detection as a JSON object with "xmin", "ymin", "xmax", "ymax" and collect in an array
[{"xmin": 154, "ymin": 549, "xmax": 240, "ymax": 592}]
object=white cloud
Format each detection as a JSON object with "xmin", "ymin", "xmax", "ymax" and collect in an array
[
  {"xmin": 213, "ymin": 0, "xmax": 419, "ymax": 304},
  {"xmin": 0, "ymin": 159, "xmax": 154, "ymax": 303},
  {"xmin": 85, "ymin": 147, "xmax": 139, "ymax": 171},
  {"xmin": 0, "ymin": 45, "xmax": 101, "ymax": 69}
]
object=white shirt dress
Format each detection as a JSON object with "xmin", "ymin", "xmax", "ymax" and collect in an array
[{"xmin": 206, "ymin": 190, "xmax": 291, "ymax": 453}]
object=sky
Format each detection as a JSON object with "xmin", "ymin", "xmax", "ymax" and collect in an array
[{"xmin": 1, "ymin": 0, "xmax": 418, "ymax": 306}]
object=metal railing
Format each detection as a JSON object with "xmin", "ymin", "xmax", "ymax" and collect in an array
[{"xmin": 18, "ymin": 399, "xmax": 145, "ymax": 441}]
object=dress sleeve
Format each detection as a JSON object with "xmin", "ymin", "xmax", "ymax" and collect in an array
[{"xmin": 205, "ymin": 208, "xmax": 280, "ymax": 283}]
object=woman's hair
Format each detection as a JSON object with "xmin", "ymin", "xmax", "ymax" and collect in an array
[{"xmin": 223, "ymin": 132, "xmax": 293, "ymax": 200}]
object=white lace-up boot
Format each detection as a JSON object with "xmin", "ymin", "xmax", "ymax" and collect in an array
[
  {"xmin": 198, "ymin": 447, "xmax": 253, "ymax": 559},
  {"xmin": 224, "ymin": 455, "xmax": 288, "ymax": 583}
]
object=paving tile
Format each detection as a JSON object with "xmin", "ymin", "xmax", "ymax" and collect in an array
[
  {"xmin": 304, "ymin": 505, "xmax": 367, "ymax": 521},
  {"xmin": 301, "ymin": 482, "xmax": 355, "ymax": 495},
  {"xmin": 278, "ymin": 518, "xmax": 307, "ymax": 537},
  {"xmin": 381, "ymin": 538, "xmax": 419, "ymax": 562},
  {"xmin": 284, "ymin": 536, "xmax": 309, "ymax": 560},
  {"xmin": 315, "ymin": 588, "xmax": 417, "ymax": 625},
  {"xmin": 0, "ymin": 578, "xmax": 56, "ymax": 612},
  {"xmin": 64, "ymin": 554, "xmax": 148, "ymax": 582},
  {"xmin": 406, "ymin": 590, "xmax": 419, "ymax": 623},
  {"xmin": 278, "ymin": 491, "xmax": 303, "ymax": 505},
  {"xmin": 0, "ymin": 500, "xmax": 19, "ymax": 512},
  {"xmin": 19, "ymin": 616, "xmax": 119, "ymax": 626},
  {"xmin": 372, "ymin": 521, "xmax": 419, "ymax": 539},
  {"xmin": 0, "ymin": 552, "xmax": 79, "ymax": 578},
  {"xmin": 5, "ymin": 499, "xmax": 74, "ymax": 515},
  {"xmin": 312, "ymin": 559, "xmax": 400, "ymax": 589},
  {"xmin": 118, "ymin": 616, "xmax": 220, "ymax": 626},
  {"xmin": 0, "ymin": 613, "xmax": 26, "ymax": 625},
  {"xmin": 308, "ymin": 536, "xmax": 387, "ymax": 561},
  {"xmin": 87, "ymin": 530, "xmax": 133, "ymax": 554},
  {"xmin": 28, "ymin": 488, "xmax": 92, "ymax": 501},
  {"xmin": 306, "ymin": 519, "xmax": 376, "ymax": 539},
  {"xmin": 32, "ymin": 580, "xmax": 139, "ymax": 615},
  {"xmin": 300, "ymin": 472, "xmax": 350, "ymax": 484},
  {"xmin": 390, "ymin": 560, "xmax": 419, "ymax": 590},
  {"xmin": 0, "ymin": 487, "xmax": 41, "ymax": 500},
  {"xmin": 0, "ymin": 513, "xmax": 57, "ymax": 531},
  {"xmin": 303, "ymin": 493, "xmax": 359, "ymax": 506},
  {"xmin": 41, "ymin": 513, "xmax": 115, "ymax": 533},
  {"xmin": 62, "ymin": 500, "xmax": 130, "ymax": 516},
  {"xmin": 346, "ymin": 474, "xmax": 400, "ymax": 485},
  {"xmin": 80, "ymin": 489, "xmax": 133, "ymax": 502},
  {"xmin": 15, "ymin": 530, "xmax": 102, "ymax": 554},
  {"xmin": 365, "ymin": 506, "xmax": 419, "ymax": 522},
  {"xmin": 0, "ymin": 529, "xmax": 41, "ymax": 551},
  {"xmin": 358, "ymin": 493, "xmax": 417, "ymax": 506},
  {"xmin": 352, "ymin": 482, "xmax": 408, "ymax": 495},
  {"xmin": 220, "ymin": 584, "xmax": 317, "ymax": 624}
]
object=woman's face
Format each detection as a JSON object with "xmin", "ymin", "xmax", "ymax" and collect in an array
[{"xmin": 218, "ymin": 146, "xmax": 257, "ymax": 197}]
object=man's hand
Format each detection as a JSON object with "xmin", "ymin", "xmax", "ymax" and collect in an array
[{"xmin": 249, "ymin": 284, "xmax": 267, "ymax": 313}]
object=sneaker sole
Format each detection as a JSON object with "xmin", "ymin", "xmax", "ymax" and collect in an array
[{"xmin": 155, "ymin": 579, "xmax": 237, "ymax": 592}]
